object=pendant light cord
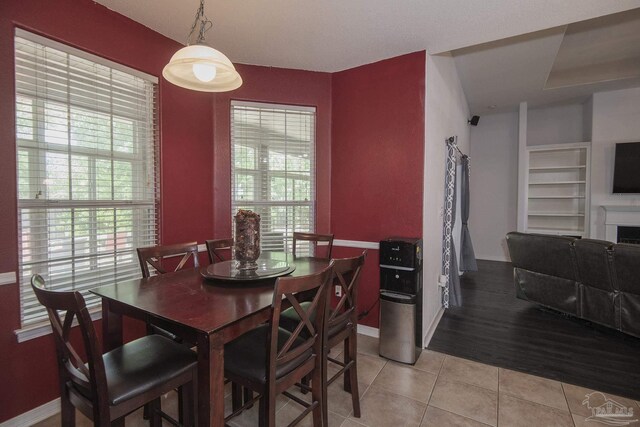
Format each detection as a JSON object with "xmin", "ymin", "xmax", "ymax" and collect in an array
[{"xmin": 187, "ymin": 0, "xmax": 213, "ymax": 45}]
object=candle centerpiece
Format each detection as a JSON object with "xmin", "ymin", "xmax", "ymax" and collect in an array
[{"xmin": 234, "ymin": 209, "xmax": 261, "ymax": 270}]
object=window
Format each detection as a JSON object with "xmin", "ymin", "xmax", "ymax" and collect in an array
[
  {"xmin": 231, "ymin": 101, "xmax": 316, "ymax": 254},
  {"xmin": 15, "ymin": 29, "xmax": 158, "ymax": 328}
]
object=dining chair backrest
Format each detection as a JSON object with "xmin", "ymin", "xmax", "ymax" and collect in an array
[
  {"xmin": 30, "ymin": 275, "xmax": 110, "ymax": 421},
  {"xmin": 137, "ymin": 242, "xmax": 200, "ymax": 278},
  {"xmin": 292, "ymin": 232, "xmax": 334, "ymax": 260},
  {"xmin": 205, "ymin": 238, "xmax": 234, "ymax": 264},
  {"xmin": 268, "ymin": 262, "xmax": 333, "ymax": 383},
  {"xmin": 329, "ymin": 251, "xmax": 367, "ymax": 337}
]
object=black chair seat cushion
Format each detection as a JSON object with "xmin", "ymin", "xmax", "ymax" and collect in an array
[
  {"xmin": 76, "ymin": 335, "xmax": 197, "ymax": 406},
  {"xmin": 224, "ymin": 324, "xmax": 313, "ymax": 385},
  {"xmin": 280, "ymin": 302, "xmax": 348, "ymax": 340}
]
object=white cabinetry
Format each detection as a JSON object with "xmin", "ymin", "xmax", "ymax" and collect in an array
[{"xmin": 524, "ymin": 143, "xmax": 591, "ymax": 237}]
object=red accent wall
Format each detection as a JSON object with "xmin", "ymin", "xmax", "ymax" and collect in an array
[
  {"xmin": 0, "ymin": 0, "xmax": 214, "ymax": 421},
  {"xmin": 331, "ymin": 52, "xmax": 426, "ymax": 327},
  {"xmin": 212, "ymin": 64, "xmax": 332, "ymax": 238}
]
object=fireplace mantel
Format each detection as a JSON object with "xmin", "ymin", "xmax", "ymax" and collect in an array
[{"xmin": 602, "ymin": 205, "xmax": 640, "ymax": 242}]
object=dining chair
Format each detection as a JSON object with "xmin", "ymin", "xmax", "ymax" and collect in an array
[
  {"xmin": 205, "ymin": 238, "xmax": 234, "ymax": 264},
  {"xmin": 280, "ymin": 251, "xmax": 367, "ymax": 421},
  {"xmin": 292, "ymin": 232, "xmax": 334, "ymax": 259},
  {"xmin": 136, "ymin": 241, "xmax": 200, "ymax": 422},
  {"xmin": 30, "ymin": 275, "xmax": 197, "ymax": 427},
  {"xmin": 224, "ymin": 263, "xmax": 334, "ymax": 427},
  {"xmin": 136, "ymin": 241, "xmax": 200, "ymax": 278}
]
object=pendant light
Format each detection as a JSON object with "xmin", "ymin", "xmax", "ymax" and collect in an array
[{"xmin": 163, "ymin": 0, "xmax": 242, "ymax": 92}]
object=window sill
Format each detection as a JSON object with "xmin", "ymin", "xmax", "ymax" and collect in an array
[{"xmin": 15, "ymin": 308, "xmax": 102, "ymax": 343}]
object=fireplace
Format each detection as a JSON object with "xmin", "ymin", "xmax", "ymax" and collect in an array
[
  {"xmin": 602, "ymin": 205, "xmax": 640, "ymax": 243},
  {"xmin": 617, "ymin": 226, "xmax": 640, "ymax": 244}
]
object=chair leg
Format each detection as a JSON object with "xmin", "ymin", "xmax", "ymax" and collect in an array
[
  {"xmin": 231, "ymin": 382, "xmax": 243, "ymax": 412},
  {"xmin": 343, "ymin": 339, "xmax": 351, "ymax": 393},
  {"xmin": 180, "ymin": 381, "xmax": 195, "ymax": 427},
  {"xmin": 148, "ymin": 398, "xmax": 162, "ymax": 427},
  {"xmin": 321, "ymin": 345, "xmax": 329, "ymax": 427},
  {"xmin": 243, "ymin": 388, "xmax": 254, "ymax": 409},
  {"xmin": 178, "ymin": 386, "xmax": 184, "ymax": 424},
  {"xmin": 311, "ymin": 362, "xmax": 324, "ymax": 427},
  {"xmin": 300, "ymin": 374, "xmax": 311, "ymax": 394},
  {"xmin": 60, "ymin": 391, "xmax": 75, "ymax": 427},
  {"xmin": 258, "ymin": 392, "xmax": 268, "ymax": 427},
  {"xmin": 266, "ymin": 390, "xmax": 277, "ymax": 427},
  {"xmin": 347, "ymin": 334, "xmax": 361, "ymax": 418}
]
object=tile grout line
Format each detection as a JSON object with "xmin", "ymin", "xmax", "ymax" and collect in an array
[
  {"xmin": 561, "ymin": 383, "xmax": 578, "ymax": 427},
  {"xmin": 497, "ymin": 367, "xmax": 500, "ymax": 427}
]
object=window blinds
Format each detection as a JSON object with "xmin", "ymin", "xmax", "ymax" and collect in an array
[
  {"xmin": 15, "ymin": 29, "xmax": 159, "ymax": 327},
  {"xmin": 230, "ymin": 101, "xmax": 316, "ymax": 255}
]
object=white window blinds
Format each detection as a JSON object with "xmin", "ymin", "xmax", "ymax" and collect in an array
[
  {"xmin": 231, "ymin": 101, "xmax": 316, "ymax": 255},
  {"xmin": 15, "ymin": 29, "xmax": 159, "ymax": 327}
]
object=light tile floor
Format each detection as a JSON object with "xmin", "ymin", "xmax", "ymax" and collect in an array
[{"xmin": 34, "ymin": 334, "xmax": 640, "ymax": 427}]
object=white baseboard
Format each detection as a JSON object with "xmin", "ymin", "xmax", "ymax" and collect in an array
[
  {"xmin": 476, "ymin": 255, "xmax": 510, "ymax": 263},
  {"xmin": 333, "ymin": 239, "xmax": 379, "ymax": 250},
  {"xmin": 422, "ymin": 307, "xmax": 444, "ymax": 348},
  {"xmin": 357, "ymin": 324, "xmax": 379, "ymax": 338},
  {"xmin": 0, "ymin": 398, "xmax": 60, "ymax": 427},
  {"xmin": 0, "ymin": 271, "xmax": 16, "ymax": 286}
]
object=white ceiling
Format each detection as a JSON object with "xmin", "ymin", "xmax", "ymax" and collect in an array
[
  {"xmin": 94, "ymin": 0, "xmax": 640, "ymax": 72},
  {"xmin": 453, "ymin": 8, "xmax": 640, "ymax": 114}
]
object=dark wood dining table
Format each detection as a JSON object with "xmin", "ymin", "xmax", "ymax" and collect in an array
[{"xmin": 90, "ymin": 253, "xmax": 330, "ymax": 427}]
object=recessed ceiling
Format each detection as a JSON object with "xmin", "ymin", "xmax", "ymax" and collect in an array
[
  {"xmin": 93, "ymin": 0, "xmax": 640, "ymax": 72},
  {"xmin": 546, "ymin": 8, "xmax": 640, "ymax": 89},
  {"xmin": 452, "ymin": 8, "xmax": 640, "ymax": 115}
]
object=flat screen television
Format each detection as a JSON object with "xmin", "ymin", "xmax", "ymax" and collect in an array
[{"xmin": 613, "ymin": 142, "xmax": 640, "ymax": 194}]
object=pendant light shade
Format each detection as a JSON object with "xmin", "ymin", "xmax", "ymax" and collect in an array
[
  {"xmin": 163, "ymin": 44, "xmax": 242, "ymax": 92},
  {"xmin": 162, "ymin": 0, "xmax": 242, "ymax": 92}
]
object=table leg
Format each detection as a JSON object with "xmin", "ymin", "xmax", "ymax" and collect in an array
[
  {"xmin": 197, "ymin": 333, "xmax": 225, "ymax": 427},
  {"xmin": 101, "ymin": 299, "xmax": 123, "ymax": 351}
]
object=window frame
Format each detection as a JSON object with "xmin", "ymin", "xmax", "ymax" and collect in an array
[
  {"xmin": 230, "ymin": 100, "xmax": 317, "ymax": 254},
  {"xmin": 13, "ymin": 29, "xmax": 159, "ymax": 339}
]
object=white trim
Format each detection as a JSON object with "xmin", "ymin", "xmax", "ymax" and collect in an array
[
  {"xmin": 231, "ymin": 99, "xmax": 316, "ymax": 113},
  {"xmin": 0, "ymin": 398, "xmax": 60, "ymax": 427},
  {"xmin": 357, "ymin": 324, "xmax": 379, "ymax": 338},
  {"xmin": 0, "ymin": 271, "xmax": 16, "ymax": 286},
  {"xmin": 333, "ymin": 239, "xmax": 379, "ymax": 250},
  {"xmin": 197, "ymin": 243, "xmax": 207, "ymax": 253},
  {"xmin": 422, "ymin": 307, "xmax": 444, "ymax": 347},
  {"xmin": 476, "ymin": 255, "xmax": 511, "ymax": 263},
  {"xmin": 15, "ymin": 309, "xmax": 102, "ymax": 343},
  {"xmin": 15, "ymin": 28, "xmax": 158, "ymax": 83}
]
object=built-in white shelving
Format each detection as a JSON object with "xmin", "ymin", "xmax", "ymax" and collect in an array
[{"xmin": 524, "ymin": 143, "xmax": 591, "ymax": 237}]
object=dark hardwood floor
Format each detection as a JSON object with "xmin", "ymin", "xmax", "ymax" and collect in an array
[{"xmin": 428, "ymin": 259, "xmax": 640, "ymax": 400}]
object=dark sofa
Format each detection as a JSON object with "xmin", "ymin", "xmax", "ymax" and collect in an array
[{"xmin": 506, "ymin": 231, "xmax": 640, "ymax": 339}]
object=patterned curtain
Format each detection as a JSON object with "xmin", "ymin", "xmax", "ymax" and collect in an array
[{"xmin": 441, "ymin": 137, "xmax": 462, "ymax": 308}]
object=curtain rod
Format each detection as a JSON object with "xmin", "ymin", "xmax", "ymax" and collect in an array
[{"xmin": 446, "ymin": 136, "xmax": 468, "ymax": 158}]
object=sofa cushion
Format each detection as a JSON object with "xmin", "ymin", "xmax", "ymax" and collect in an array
[
  {"xmin": 514, "ymin": 268, "xmax": 578, "ymax": 315},
  {"xmin": 611, "ymin": 243, "xmax": 640, "ymax": 293},
  {"xmin": 573, "ymin": 239, "xmax": 615, "ymax": 291},
  {"xmin": 620, "ymin": 293, "xmax": 640, "ymax": 338},
  {"xmin": 579, "ymin": 285, "xmax": 619, "ymax": 329},
  {"xmin": 506, "ymin": 232, "xmax": 577, "ymax": 281}
]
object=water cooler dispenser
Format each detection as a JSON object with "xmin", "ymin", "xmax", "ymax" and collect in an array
[{"xmin": 378, "ymin": 237, "xmax": 423, "ymax": 364}]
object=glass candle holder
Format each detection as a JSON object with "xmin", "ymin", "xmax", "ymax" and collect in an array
[{"xmin": 234, "ymin": 209, "xmax": 261, "ymax": 270}]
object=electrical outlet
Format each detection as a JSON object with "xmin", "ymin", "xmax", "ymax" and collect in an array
[{"xmin": 335, "ymin": 285, "xmax": 342, "ymax": 297}]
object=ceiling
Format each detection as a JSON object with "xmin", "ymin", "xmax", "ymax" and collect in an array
[
  {"xmin": 94, "ymin": 0, "xmax": 640, "ymax": 73},
  {"xmin": 453, "ymin": 8, "xmax": 640, "ymax": 114},
  {"xmin": 94, "ymin": 0, "xmax": 640, "ymax": 115}
]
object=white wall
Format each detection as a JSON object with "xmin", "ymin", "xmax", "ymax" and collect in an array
[
  {"xmin": 589, "ymin": 87, "xmax": 640, "ymax": 239},
  {"xmin": 469, "ymin": 112, "xmax": 519, "ymax": 261},
  {"xmin": 527, "ymin": 103, "xmax": 586, "ymax": 146},
  {"xmin": 423, "ymin": 52, "xmax": 470, "ymax": 346}
]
